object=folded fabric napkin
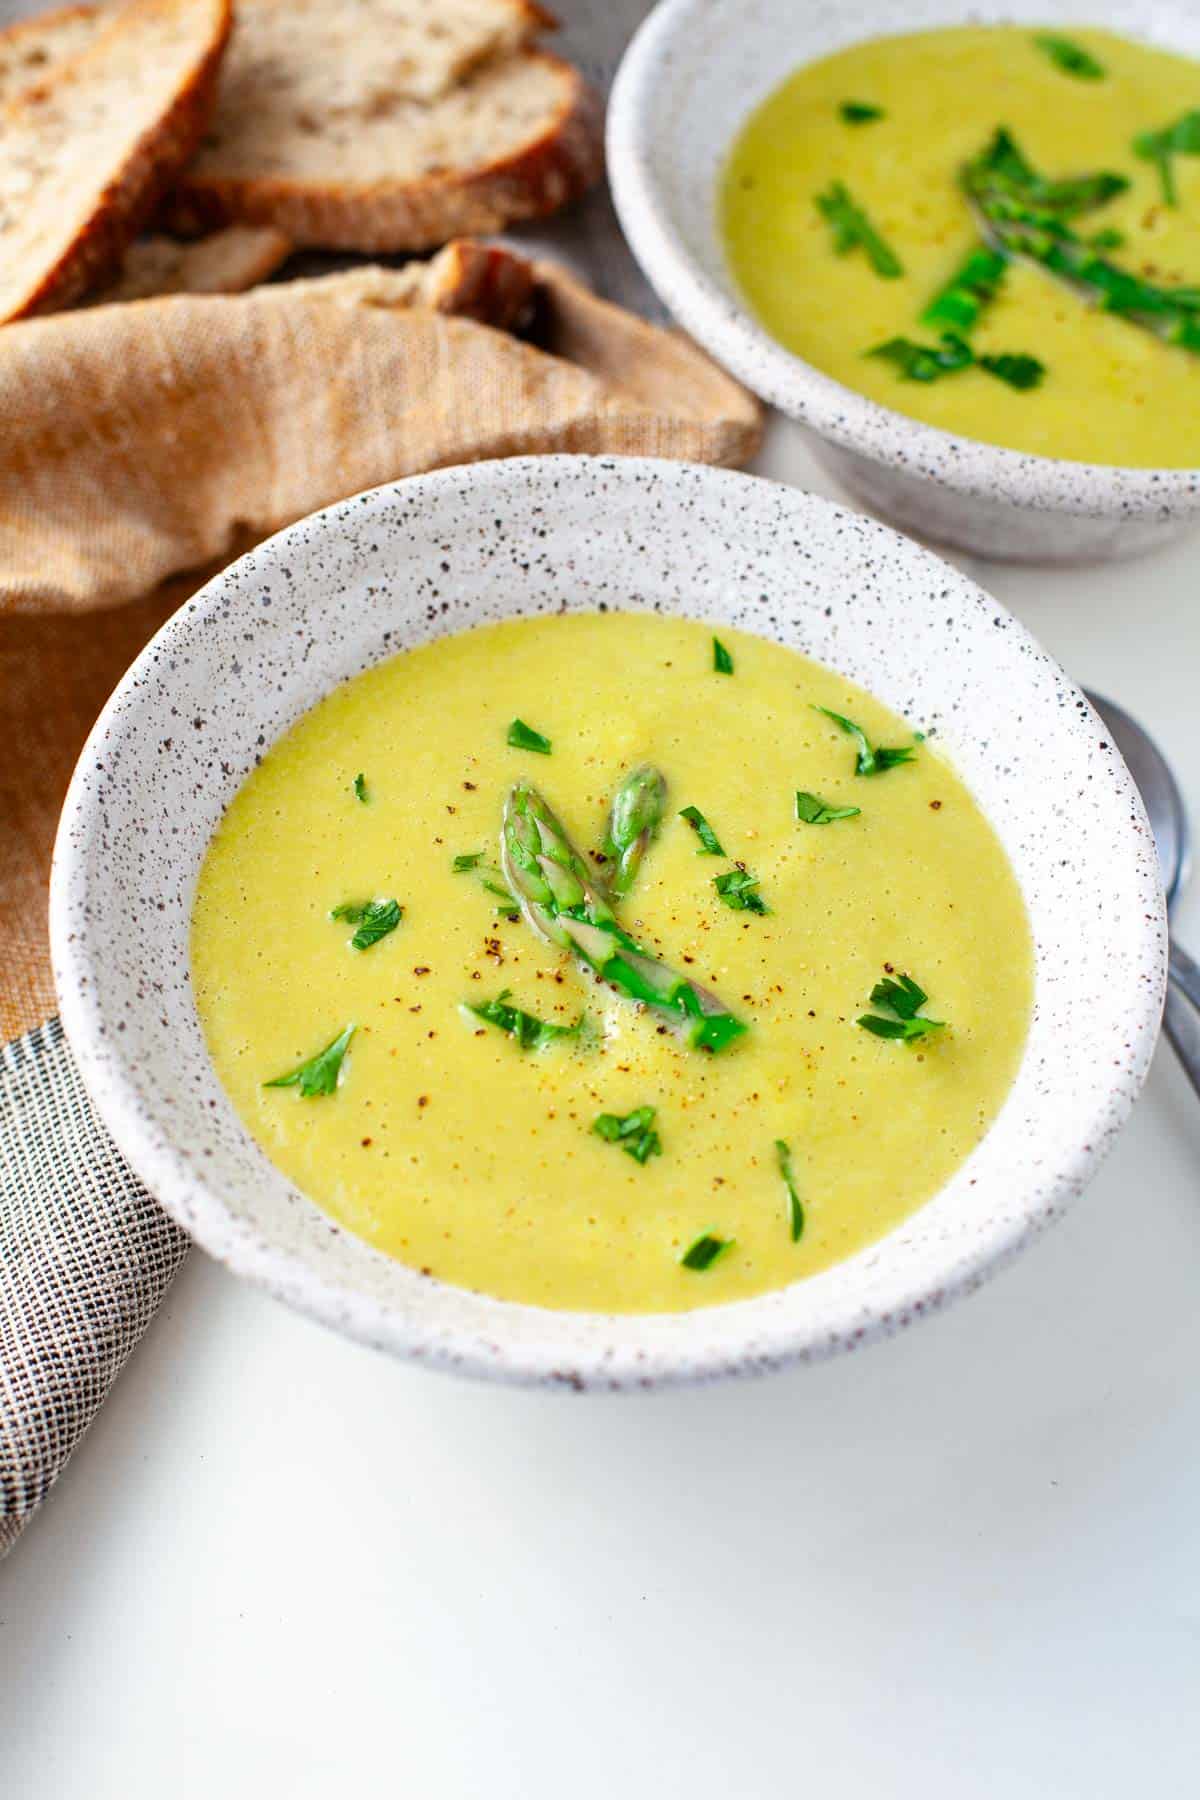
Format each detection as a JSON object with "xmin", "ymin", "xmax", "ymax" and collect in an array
[{"xmin": 0, "ymin": 247, "xmax": 760, "ymax": 1552}]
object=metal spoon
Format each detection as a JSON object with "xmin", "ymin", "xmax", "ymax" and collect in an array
[{"xmin": 1086, "ymin": 692, "xmax": 1200, "ymax": 1098}]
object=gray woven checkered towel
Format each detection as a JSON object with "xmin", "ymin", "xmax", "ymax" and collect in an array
[{"xmin": 0, "ymin": 1019, "xmax": 187, "ymax": 1556}]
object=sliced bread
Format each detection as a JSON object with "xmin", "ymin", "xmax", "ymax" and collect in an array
[
  {"xmin": 0, "ymin": 0, "xmax": 232, "ymax": 321},
  {"xmin": 165, "ymin": 0, "xmax": 602, "ymax": 250},
  {"xmin": 0, "ymin": 0, "xmax": 556, "ymax": 108},
  {"xmin": 86, "ymin": 224, "xmax": 292, "ymax": 304},
  {"xmin": 0, "ymin": 4, "xmax": 100, "ymax": 110}
]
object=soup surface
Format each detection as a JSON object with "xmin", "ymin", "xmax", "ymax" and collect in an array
[
  {"xmin": 192, "ymin": 613, "xmax": 1033, "ymax": 1313},
  {"xmin": 721, "ymin": 25, "xmax": 1200, "ymax": 466}
]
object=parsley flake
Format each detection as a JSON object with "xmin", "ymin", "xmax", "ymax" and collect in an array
[
  {"xmin": 329, "ymin": 897, "xmax": 402, "ymax": 950},
  {"xmin": 868, "ymin": 332, "xmax": 974, "ymax": 382},
  {"xmin": 264, "ymin": 1025, "xmax": 355, "ymax": 1097},
  {"xmin": 714, "ymin": 867, "xmax": 768, "ymax": 914},
  {"xmin": 1087, "ymin": 227, "xmax": 1125, "ymax": 251},
  {"xmin": 593, "ymin": 1105, "xmax": 662, "ymax": 1164},
  {"xmin": 679, "ymin": 804, "xmax": 726, "ymax": 856},
  {"xmin": 922, "ymin": 244, "xmax": 1008, "ymax": 333},
  {"xmin": 452, "ymin": 852, "xmax": 518, "ymax": 916},
  {"xmin": 465, "ymin": 989, "xmax": 581, "ymax": 1050},
  {"xmin": 353, "ymin": 773, "xmax": 368, "ymax": 804},
  {"xmin": 815, "ymin": 181, "xmax": 904, "ymax": 278},
  {"xmin": 840, "ymin": 100, "xmax": 884, "ymax": 124},
  {"xmin": 775, "ymin": 1139, "xmax": 804, "ymax": 1242},
  {"xmin": 1133, "ymin": 110, "xmax": 1200, "ymax": 208},
  {"xmin": 713, "ymin": 637, "xmax": 734, "ymax": 674},
  {"xmin": 857, "ymin": 973, "xmax": 945, "ymax": 1044},
  {"xmin": 795, "ymin": 790, "xmax": 861, "ymax": 825},
  {"xmin": 1033, "ymin": 34, "xmax": 1105, "ymax": 80},
  {"xmin": 680, "ymin": 1232, "xmax": 734, "ymax": 1272},
  {"xmin": 813, "ymin": 705, "xmax": 917, "ymax": 777},
  {"xmin": 507, "ymin": 718, "xmax": 552, "ymax": 755},
  {"xmin": 979, "ymin": 351, "xmax": 1046, "ymax": 391}
]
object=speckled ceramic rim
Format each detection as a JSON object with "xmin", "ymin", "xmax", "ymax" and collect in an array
[
  {"xmin": 51, "ymin": 457, "xmax": 1166, "ymax": 1390},
  {"xmin": 608, "ymin": 0, "xmax": 1200, "ymax": 519}
]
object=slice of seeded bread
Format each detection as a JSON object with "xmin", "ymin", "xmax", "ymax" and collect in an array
[
  {"xmin": 85, "ymin": 223, "xmax": 292, "ymax": 303},
  {"xmin": 0, "ymin": 0, "xmax": 232, "ymax": 321},
  {"xmin": 165, "ymin": 0, "xmax": 602, "ymax": 250},
  {"xmin": 0, "ymin": 4, "xmax": 100, "ymax": 110},
  {"xmin": 0, "ymin": 0, "xmax": 557, "ymax": 108}
]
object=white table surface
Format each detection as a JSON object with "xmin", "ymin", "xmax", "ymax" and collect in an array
[{"xmin": 4, "ymin": 411, "xmax": 1199, "ymax": 1797}]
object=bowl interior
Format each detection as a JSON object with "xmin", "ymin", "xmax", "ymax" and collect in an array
[
  {"xmin": 608, "ymin": 0, "xmax": 1200, "ymax": 508},
  {"xmin": 51, "ymin": 457, "xmax": 1165, "ymax": 1387}
]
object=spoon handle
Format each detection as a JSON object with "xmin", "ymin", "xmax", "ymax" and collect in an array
[
  {"xmin": 1163, "ymin": 974, "xmax": 1200, "ymax": 1104},
  {"xmin": 1168, "ymin": 938, "xmax": 1200, "ymax": 1013}
]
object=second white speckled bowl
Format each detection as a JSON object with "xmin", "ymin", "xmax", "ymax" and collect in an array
[
  {"xmin": 51, "ymin": 458, "xmax": 1165, "ymax": 1388},
  {"xmin": 608, "ymin": 0, "xmax": 1200, "ymax": 562}
]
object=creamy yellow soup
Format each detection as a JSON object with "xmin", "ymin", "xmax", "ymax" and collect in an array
[
  {"xmin": 721, "ymin": 26, "xmax": 1200, "ymax": 466},
  {"xmin": 191, "ymin": 614, "xmax": 1033, "ymax": 1313}
]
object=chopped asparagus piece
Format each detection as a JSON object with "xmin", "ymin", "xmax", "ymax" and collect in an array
[
  {"xmin": 601, "ymin": 765, "xmax": 667, "ymax": 896},
  {"xmin": 501, "ymin": 782, "xmax": 747, "ymax": 1052},
  {"xmin": 964, "ymin": 129, "xmax": 1200, "ymax": 355}
]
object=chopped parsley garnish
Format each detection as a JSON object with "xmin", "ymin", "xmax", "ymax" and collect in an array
[
  {"xmin": 353, "ymin": 773, "xmax": 368, "ymax": 804},
  {"xmin": 869, "ymin": 332, "xmax": 974, "ymax": 382},
  {"xmin": 1087, "ymin": 227, "xmax": 1125, "ymax": 251},
  {"xmin": 329, "ymin": 897, "xmax": 402, "ymax": 950},
  {"xmin": 480, "ymin": 882, "xmax": 520, "ymax": 919},
  {"xmin": 968, "ymin": 127, "xmax": 1128, "ymax": 218},
  {"xmin": 680, "ymin": 1232, "xmax": 734, "ymax": 1272},
  {"xmin": 870, "ymin": 332, "xmax": 1044, "ymax": 391},
  {"xmin": 593, "ymin": 1105, "xmax": 662, "ymax": 1164},
  {"xmin": 839, "ymin": 100, "xmax": 884, "ymax": 124},
  {"xmin": 465, "ymin": 989, "xmax": 580, "ymax": 1050},
  {"xmin": 775, "ymin": 1139, "xmax": 804, "ymax": 1242},
  {"xmin": 815, "ymin": 181, "xmax": 904, "ymax": 279},
  {"xmin": 1033, "ymin": 34, "xmax": 1105, "ymax": 80},
  {"xmin": 813, "ymin": 705, "xmax": 917, "ymax": 777},
  {"xmin": 452, "ymin": 853, "xmax": 519, "ymax": 917},
  {"xmin": 857, "ymin": 974, "xmax": 945, "ymax": 1044},
  {"xmin": 264, "ymin": 1024, "xmax": 355, "ymax": 1096},
  {"xmin": 679, "ymin": 804, "xmax": 726, "ymax": 856},
  {"xmin": 507, "ymin": 718, "xmax": 552, "ymax": 755},
  {"xmin": 714, "ymin": 866, "xmax": 768, "ymax": 914},
  {"xmin": 713, "ymin": 636, "xmax": 734, "ymax": 674},
  {"xmin": 795, "ymin": 790, "xmax": 860, "ymax": 825},
  {"xmin": 978, "ymin": 351, "xmax": 1046, "ymax": 391},
  {"xmin": 1133, "ymin": 111, "xmax": 1200, "ymax": 208},
  {"xmin": 922, "ymin": 244, "xmax": 1008, "ymax": 333}
]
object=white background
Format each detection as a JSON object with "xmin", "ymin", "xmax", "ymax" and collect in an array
[{"xmin": 3, "ymin": 1, "xmax": 1199, "ymax": 1792}]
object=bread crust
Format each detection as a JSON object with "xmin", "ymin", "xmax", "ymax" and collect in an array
[
  {"xmin": 392, "ymin": 237, "xmax": 536, "ymax": 329},
  {"xmin": 1, "ymin": 0, "xmax": 233, "ymax": 321},
  {"xmin": 85, "ymin": 224, "xmax": 292, "ymax": 305},
  {"xmin": 167, "ymin": 50, "xmax": 603, "ymax": 252}
]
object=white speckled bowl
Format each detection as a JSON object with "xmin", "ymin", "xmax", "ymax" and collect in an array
[
  {"xmin": 52, "ymin": 457, "xmax": 1165, "ymax": 1388},
  {"xmin": 608, "ymin": 0, "xmax": 1200, "ymax": 562}
]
